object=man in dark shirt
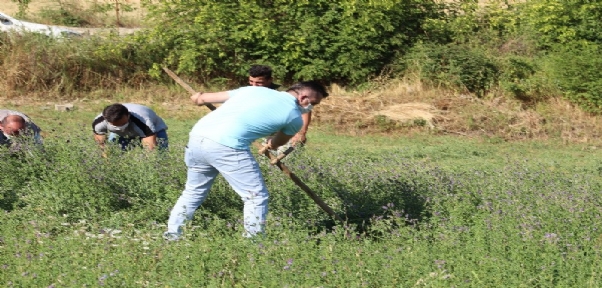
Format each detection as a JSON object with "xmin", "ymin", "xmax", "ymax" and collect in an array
[{"xmin": 248, "ymin": 64, "xmax": 281, "ymax": 90}]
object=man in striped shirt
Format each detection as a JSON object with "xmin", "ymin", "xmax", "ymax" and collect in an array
[{"xmin": 92, "ymin": 103, "xmax": 168, "ymax": 151}]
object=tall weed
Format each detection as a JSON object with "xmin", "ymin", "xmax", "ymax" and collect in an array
[{"xmin": 0, "ymin": 32, "xmax": 150, "ymax": 97}]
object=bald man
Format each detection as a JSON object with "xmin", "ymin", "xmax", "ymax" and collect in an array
[{"xmin": 0, "ymin": 109, "xmax": 42, "ymax": 147}]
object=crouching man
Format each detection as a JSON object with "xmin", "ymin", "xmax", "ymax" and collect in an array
[
  {"xmin": 92, "ymin": 103, "xmax": 169, "ymax": 151},
  {"xmin": 0, "ymin": 109, "xmax": 43, "ymax": 148},
  {"xmin": 164, "ymin": 81, "xmax": 328, "ymax": 240}
]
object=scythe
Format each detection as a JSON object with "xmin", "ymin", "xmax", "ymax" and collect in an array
[{"xmin": 162, "ymin": 67, "xmax": 344, "ymax": 223}]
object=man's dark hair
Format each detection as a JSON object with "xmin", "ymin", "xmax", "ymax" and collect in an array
[
  {"xmin": 249, "ymin": 65, "xmax": 273, "ymax": 79},
  {"xmin": 286, "ymin": 81, "xmax": 329, "ymax": 98},
  {"xmin": 103, "ymin": 104, "xmax": 129, "ymax": 122}
]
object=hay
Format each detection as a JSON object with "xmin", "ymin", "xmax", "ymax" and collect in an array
[
  {"xmin": 315, "ymin": 93, "xmax": 440, "ymax": 129},
  {"xmin": 373, "ymin": 103, "xmax": 437, "ymax": 128}
]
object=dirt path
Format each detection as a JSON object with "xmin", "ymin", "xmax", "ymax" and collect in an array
[
  {"xmin": 68, "ymin": 27, "xmax": 142, "ymax": 36},
  {"xmin": 0, "ymin": 0, "xmax": 143, "ymax": 17},
  {"xmin": 1, "ymin": 0, "xmax": 144, "ymax": 36}
]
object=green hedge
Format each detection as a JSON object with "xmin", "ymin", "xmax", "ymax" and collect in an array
[
  {"xmin": 136, "ymin": 0, "xmax": 445, "ymax": 85},
  {"xmin": 545, "ymin": 43, "xmax": 602, "ymax": 113}
]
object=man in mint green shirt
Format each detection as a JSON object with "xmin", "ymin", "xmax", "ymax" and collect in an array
[
  {"xmin": 165, "ymin": 81, "xmax": 328, "ymax": 240},
  {"xmin": 248, "ymin": 64, "xmax": 311, "ymax": 145}
]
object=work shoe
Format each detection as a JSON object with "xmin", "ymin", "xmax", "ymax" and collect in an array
[{"xmin": 162, "ymin": 232, "xmax": 181, "ymax": 241}]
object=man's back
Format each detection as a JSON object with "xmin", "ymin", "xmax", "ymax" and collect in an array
[{"xmin": 190, "ymin": 86, "xmax": 303, "ymax": 149}]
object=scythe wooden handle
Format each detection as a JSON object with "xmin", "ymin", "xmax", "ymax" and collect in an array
[
  {"xmin": 270, "ymin": 146, "xmax": 294, "ymax": 165},
  {"xmin": 162, "ymin": 66, "xmax": 217, "ymax": 111},
  {"xmin": 162, "ymin": 67, "xmax": 344, "ymax": 223},
  {"xmin": 258, "ymin": 144, "xmax": 344, "ymax": 223}
]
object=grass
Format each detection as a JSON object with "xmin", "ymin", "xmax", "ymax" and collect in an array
[
  {"xmin": 2, "ymin": 2, "xmax": 602, "ymax": 285},
  {"xmin": 2, "ymin": 102, "xmax": 602, "ymax": 286}
]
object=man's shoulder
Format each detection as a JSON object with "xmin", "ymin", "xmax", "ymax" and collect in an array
[
  {"xmin": 0, "ymin": 109, "xmax": 19, "ymax": 116},
  {"xmin": 0, "ymin": 109, "xmax": 30, "ymax": 122},
  {"xmin": 123, "ymin": 103, "xmax": 151, "ymax": 111},
  {"xmin": 268, "ymin": 83, "xmax": 282, "ymax": 90},
  {"xmin": 0, "ymin": 110, "xmax": 10, "ymax": 120},
  {"xmin": 123, "ymin": 104, "xmax": 160, "ymax": 117}
]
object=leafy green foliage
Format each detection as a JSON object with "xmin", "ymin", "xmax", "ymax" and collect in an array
[
  {"xmin": 138, "ymin": 0, "xmax": 444, "ymax": 84},
  {"xmin": 498, "ymin": 56, "xmax": 545, "ymax": 102},
  {"xmin": 6, "ymin": 0, "xmax": 602, "ymax": 112},
  {"xmin": 546, "ymin": 43, "xmax": 602, "ymax": 112},
  {"xmin": 519, "ymin": 0, "xmax": 602, "ymax": 48},
  {"xmin": 401, "ymin": 43, "xmax": 500, "ymax": 97}
]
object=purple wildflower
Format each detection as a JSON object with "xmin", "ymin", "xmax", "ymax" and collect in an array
[
  {"xmin": 545, "ymin": 233, "xmax": 557, "ymax": 239},
  {"xmin": 434, "ymin": 259, "xmax": 446, "ymax": 269}
]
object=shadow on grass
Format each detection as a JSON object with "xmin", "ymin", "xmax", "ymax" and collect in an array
[{"xmin": 325, "ymin": 176, "xmax": 428, "ymax": 236}]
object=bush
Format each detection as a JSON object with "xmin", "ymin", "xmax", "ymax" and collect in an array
[
  {"xmin": 519, "ymin": 0, "xmax": 602, "ymax": 48},
  {"xmin": 498, "ymin": 56, "xmax": 547, "ymax": 102},
  {"xmin": 139, "ymin": 0, "xmax": 445, "ymax": 85},
  {"xmin": 545, "ymin": 42, "xmax": 602, "ymax": 113},
  {"xmin": 400, "ymin": 43, "xmax": 500, "ymax": 97}
]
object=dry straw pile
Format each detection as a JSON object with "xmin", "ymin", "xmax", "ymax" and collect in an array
[{"xmin": 313, "ymin": 79, "xmax": 602, "ymax": 144}]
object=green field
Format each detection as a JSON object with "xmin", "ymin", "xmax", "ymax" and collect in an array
[{"xmin": 2, "ymin": 103, "xmax": 602, "ymax": 287}]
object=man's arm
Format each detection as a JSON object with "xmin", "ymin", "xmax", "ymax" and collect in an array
[
  {"xmin": 191, "ymin": 91, "xmax": 230, "ymax": 105},
  {"xmin": 94, "ymin": 134, "xmax": 106, "ymax": 148},
  {"xmin": 141, "ymin": 134, "xmax": 157, "ymax": 150},
  {"xmin": 291, "ymin": 112, "xmax": 311, "ymax": 146},
  {"xmin": 268, "ymin": 131, "xmax": 295, "ymax": 150}
]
